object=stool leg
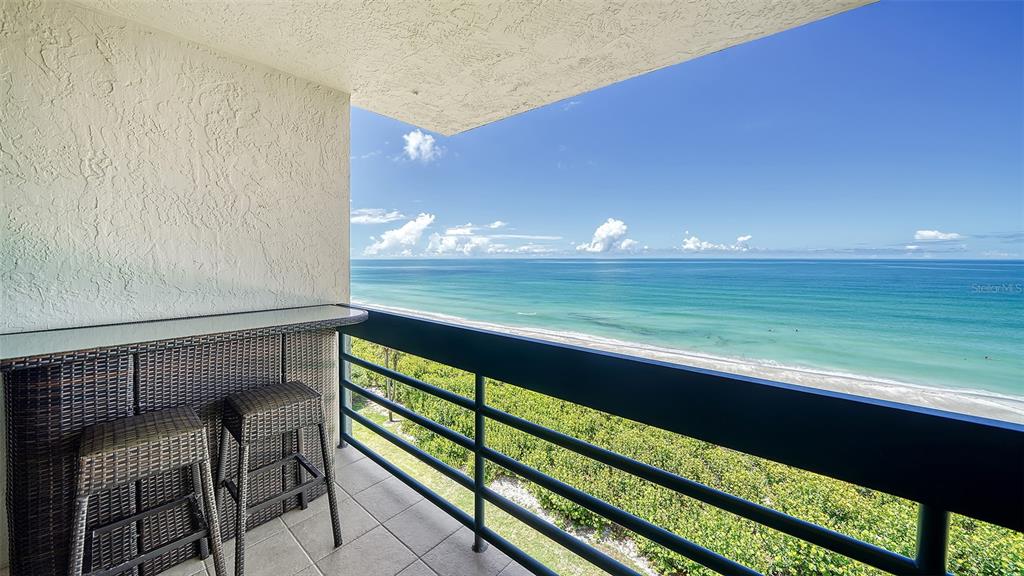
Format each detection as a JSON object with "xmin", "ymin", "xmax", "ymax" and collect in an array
[
  {"xmin": 215, "ymin": 428, "xmax": 230, "ymax": 506},
  {"xmin": 68, "ymin": 494, "xmax": 89, "ymax": 576},
  {"xmin": 191, "ymin": 463, "xmax": 211, "ymax": 559},
  {"xmin": 235, "ymin": 443, "xmax": 250, "ymax": 576},
  {"xmin": 199, "ymin": 456, "xmax": 228, "ymax": 576},
  {"xmin": 296, "ymin": 429, "xmax": 308, "ymax": 510},
  {"xmin": 318, "ymin": 423, "xmax": 343, "ymax": 548}
]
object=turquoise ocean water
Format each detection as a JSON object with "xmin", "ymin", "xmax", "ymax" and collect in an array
[{"xmin": 352, "ymin": 259, "xmax": 1023, "ymax": 398}]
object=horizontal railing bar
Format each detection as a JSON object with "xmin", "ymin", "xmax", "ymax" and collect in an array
[
  {"xmin": 482, "ymin": 405, "xmax": 918, "ymax": 574},
  {"xmin": 343, "ymin": 406, "xmax": 474, "ymax": 491},
  {"xmin": 484, "ymin": 446, "xmax": 760, "ymax": 576},
  {"xmin": 343, "ymin": 351, "xmax": 476, "ymax": 411},
  {"xmin": 342, "ymin": 308, "xmax": 1024, "ymax": 531},
  {"xmin": 343, "ymin": 428, "xmax": 559, "ymax": 576},
  {"xmin": 344, "ymin": 378, "xmax": 475, "ymax": 451},
  {"xmin": 478, "ymin": 527, "xmax": 558, "ymax": 576},
  {"xmin": 342, "ymin": 433, "xmax": 475, "ymax": 528},
  {"xmin": 481, "ymin": 486, "xmax": 644, "ymax": 576}
]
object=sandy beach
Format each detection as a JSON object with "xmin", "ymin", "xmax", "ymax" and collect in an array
[{"xmin": 355, "ymin": 302, "xmax": 1024, "ymax": 425}]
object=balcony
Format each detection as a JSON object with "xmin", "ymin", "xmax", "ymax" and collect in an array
[
  {"xmin": 107, "ymin": 305, "xmax": 1020, "ymax": 576},
  {"xmin": 4, "ymin": 1, "xmax": 1021, "ymax": 575}
]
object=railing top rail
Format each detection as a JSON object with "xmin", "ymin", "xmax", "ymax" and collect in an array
[{"xmin": 341, "ymin": 306, "xmax": 1024, "ymax": 532}]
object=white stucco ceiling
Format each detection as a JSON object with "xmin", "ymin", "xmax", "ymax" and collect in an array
[{"xmin": 73, "ymin": 0, "xmax": 871, "ymax": 135}]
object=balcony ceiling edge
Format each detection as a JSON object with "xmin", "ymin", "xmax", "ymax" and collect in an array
[{"xmin": 70, "ymin": 0, "xmax": 873, "ymax": 135}]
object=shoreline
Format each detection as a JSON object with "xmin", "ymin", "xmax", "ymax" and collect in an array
[{"xmin": 353, "ymin": 301, "xmax": 1024, "ymax": 424}]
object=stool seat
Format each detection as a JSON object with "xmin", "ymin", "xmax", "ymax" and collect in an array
[
  {"xmin": 77, "ymin": 406, "xmax": 207, "ymax": 495},
  {"xmin": 223, "ymin": 381, "xmax": 324, "ymax": 444},
  {"xmin": 69, "ymin": 407, "xmax": 226, "ymax": 576}
]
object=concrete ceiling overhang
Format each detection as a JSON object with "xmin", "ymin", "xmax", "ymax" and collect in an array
[{"xmin": 73, "ymin": 0, "xmax": 872, "ymax": 135}]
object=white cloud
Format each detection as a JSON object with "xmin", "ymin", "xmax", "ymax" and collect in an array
[
  {"xmin": 364, "ymin": 213, "xmax": 435, "ymax": 255},
  {"xmin": 427, "ymin": 233, "xmax": 493, "ymax": 255},
  {"xmin": 444, "ymin": 221, "xmax": 511, "ymax": 236},
  {"xmin": 491, "ymin": 234, "xmax": 563, "ymax": 241},
  {"xmin": 513, "ymin": 244, "xmax": 558, "ymax": 254},
  {"xmin": 352, "ymin": 208, "xmax": 406, "ymax": 224},
  {"xmin": 402, "ymin": 129, "xmax": 443, "ymax": 162},
  {"xmin": 445, "ymin": 224, "xmax": 475, "ymax": 236},
  {"xmin": 681, "ymin": 233, "xmax": 753, "ymax": 252},
  {"xmin": 914, "ymin": 229, "xmax": 962, "ymax": 241},
  {"xmin": 351, "ymin": 150, "xmax": 381, "ymax": 161},
  {"xmin": 562, "ymin": 100, "xmax": 580, "ymax": 111},
  {"xmin": 576, "ymin": 218, "xmax": 636, "ymax": 253},
  {"xmin": 682, "ymin": 236, "xmax": 723, "ymax": 251},
  {"xmin": 581, "ymin": 217, "xmax": 626, "ymax": 251},
  {"xmin": 426, "ymin": 221, "xmax": 562, "ymax": 256},
  {"xmin": 619, "ymin": 238, "xmax": 640, "ymax": 252}
]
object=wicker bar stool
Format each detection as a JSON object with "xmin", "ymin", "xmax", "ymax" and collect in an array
[
  {"xmin": 216, "ymin": 381, "xmax": 342, "ymax": 576},
  {"xmin": 68, "ymin": 406, "xmax": 227, "ymax": 576}
]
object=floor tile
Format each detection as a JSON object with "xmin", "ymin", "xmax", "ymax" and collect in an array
[
  {"xmin": 282, "ymin": 492, "xmax": 332, "ymax": 527},
  {"xmin": 158, "ymin": 555, "xmax": 208, "ymax": 576},
  {"xmin": 354, "ymin": 476, "xmax": 423, "ymax": 522},
  {"xmin": 496, "ymin": 562, "xmax": 533, "ymax": 576},
  {"xmin": 204, "ymin": 520, "xmax": 305, "ymax": 575},
  {"xmin": 316, "ymin": 526, "xmax": 416, "ymax": 576},
  {"xmin": 334, "ymin": 446, "xmax": 366, "ymax": 468},
  {"xmin": 397, "ymin": 560, "xmax": 439, "ymax": 576},
  {"xmin": 246, "ymin": 517, "xmax": 289, "ymax": 546},
  {"xmin": 290, "ymin": 497, "xmax": 379, "ymax": 561},
  {"xmin": 383, "ymin": 499, "xmax": 461, "ymax": 555},
  {"xmin": 218, "ymin": 530, "xmax": 311, "ymax": 576},
  {"xmin": 335, "ymin": 457, "xmax": 391, "ymax": 495},
  {"xmin": 421, "ymin": 528, "xmax": 511, "ymax": 576}
]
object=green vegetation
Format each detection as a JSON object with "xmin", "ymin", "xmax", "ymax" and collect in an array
[{"xmin": 349, "ymin": 339, "xmax": 1023, "ymax": 576}]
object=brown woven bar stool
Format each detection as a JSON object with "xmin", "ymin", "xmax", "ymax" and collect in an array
[
  {"xmin": 68, "ymin": 406, "xmax": 227, "ymax": 576},
  {"xmin": 216, "ymin": 381, "xmax": 342, "ymax": 576}
]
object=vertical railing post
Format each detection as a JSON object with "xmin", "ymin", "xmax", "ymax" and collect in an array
[
  {"xmin": 339, "ymin": 332, "xmax": 352, "ymax": 448},
  {"xmin": 915, "ymin": 504, "xmax": 949, "ymax": 575},
  {"xmin": 473, "ymin": 373, "xmax": 488, "ymax": 552}
]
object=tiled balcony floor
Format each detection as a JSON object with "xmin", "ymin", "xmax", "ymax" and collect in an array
[{"xmin": 162, "ymin": 446, "xmax": 531, "ymax": 576}]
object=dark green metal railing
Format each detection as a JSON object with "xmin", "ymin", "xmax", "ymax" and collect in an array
[{"xmin": 338, "ymin": 307, "xmax": 1023, "ymax": 576}]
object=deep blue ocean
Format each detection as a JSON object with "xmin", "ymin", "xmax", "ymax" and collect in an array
[{"xmin": 352, "ymin": 259, "xmax": 1023, "ymax": 397}]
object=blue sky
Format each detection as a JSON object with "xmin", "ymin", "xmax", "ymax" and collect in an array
[{"xmin": 350, "ymin": 0, "xmax": 1023, "ymax": 259}]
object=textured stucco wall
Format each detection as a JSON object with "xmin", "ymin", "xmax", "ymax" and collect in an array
[
  {"xmin": 0, "ymin": 1, "xmax": 349, "ymax": 568},
  {"xmin": 1, "ymin": 0, "xmax": 350, "ymax": 333}
]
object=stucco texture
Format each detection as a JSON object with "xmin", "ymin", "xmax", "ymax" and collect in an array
[
  {"xmin": 73, "ymin": 0, "xmax": 870, "ymax": 135},
  {"xmin": 0, "ymin": 1, "xmax": 350, "ymax": 332}
]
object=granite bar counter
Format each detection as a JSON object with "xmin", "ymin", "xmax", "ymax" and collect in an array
[{"xmin": 0, "ymin": 305, "xmax": 367, "ymax": 576}]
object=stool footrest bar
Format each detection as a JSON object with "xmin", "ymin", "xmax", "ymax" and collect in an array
[
  {"xmin": 221, "ymin": 453, "xmax": 327, "ymax": 516},
  {"xmin": 91, "ymin": 494, "xmax": 200, "ymax": 538},
  {"xmin": 85, "ymin": 527, "xmax": 208, "ymax": 576}
]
